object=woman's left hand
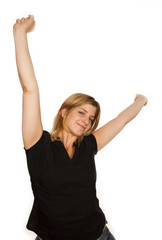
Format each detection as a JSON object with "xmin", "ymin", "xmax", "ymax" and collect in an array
[{"xmin": 134, "ymin": 94, "xmax": 148, "ymax": 106}]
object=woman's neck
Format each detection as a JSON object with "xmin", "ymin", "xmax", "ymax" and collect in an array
[{"xmin": 58, "ymin": 129, "xmax": 77, "ymax": 149}]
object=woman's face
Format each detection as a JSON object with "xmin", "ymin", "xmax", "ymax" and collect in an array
[{"xmin": 62, "ymin": 104, "xmax": 97, "ymax": 137}]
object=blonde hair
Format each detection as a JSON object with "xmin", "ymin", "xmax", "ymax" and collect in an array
[{"xmin": 50, "ymin": 93, "xmax": 100, "ymax": 143}]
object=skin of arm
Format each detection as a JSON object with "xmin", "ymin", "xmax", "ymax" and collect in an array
[
  {"xmin": 13, "ymin": 15, "xmax": 38, "ymax": 92},
  {"xmin": 13, "ymin": 15, "xmax": 43, "ymax": 149},
  {"xmin": 93, "ymin": 94, "xmax": 148, "ymax": 151}
]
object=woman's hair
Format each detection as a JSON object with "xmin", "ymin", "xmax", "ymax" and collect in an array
[{"xmin": 50, "ymin": 93, "xmax": 101, "ymax": 143}]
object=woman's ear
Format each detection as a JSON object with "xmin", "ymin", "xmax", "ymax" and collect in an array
[{"xmin": 61, "ymin": 108, "xmax": 67, "ymax": 118}]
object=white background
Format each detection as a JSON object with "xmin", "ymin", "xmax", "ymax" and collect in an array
[{"xmin": 0, "ymin": 0, "xmax": 162, "ymax": 239}]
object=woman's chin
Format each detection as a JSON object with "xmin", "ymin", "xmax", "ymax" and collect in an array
[{"xmin": 73, "ymin": 129, "xmax": 85, "ymax": 138}]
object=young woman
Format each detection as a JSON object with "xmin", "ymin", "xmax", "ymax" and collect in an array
[{"xmin": 13, "ymin": 15, "xmax": 148, "ymax": 240}]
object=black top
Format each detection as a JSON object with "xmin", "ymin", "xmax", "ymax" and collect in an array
[{"xmin": 24, "ymin": 130, "xmax": 107, "ymax": 240}]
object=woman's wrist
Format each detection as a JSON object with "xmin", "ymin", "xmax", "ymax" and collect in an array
[{"xmin": 13, "ymin": 26, "xmax": 27, "ymax": 39}]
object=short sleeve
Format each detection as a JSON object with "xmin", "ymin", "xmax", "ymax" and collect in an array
[
  {"xmin": 24, "ymin": 130, "xmax": 52, "ymax": 177},
  {"xmin": 24, "ymin": 130, "xmax": 51, "ymax": 155},
  {"xmin": 84, "ymin": 134, "xmax": 98, "ymax": 156}
]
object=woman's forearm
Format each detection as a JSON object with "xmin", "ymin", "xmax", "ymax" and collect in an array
[
  {"xmin": 13, "ymin": 32, "xmax": 38, "ymax": 92},
  {"xmin": 118, "ymin": 94, "xmax": 148, "ymax": 125},
  {"xmin": 13, "ymin": 15, "xmax": 38, "ymax": 92}
]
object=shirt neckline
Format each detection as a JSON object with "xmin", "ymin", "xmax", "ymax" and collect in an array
[{"xmin": 57, "ymin": 140, "xmax": 79, "ymax": 161}]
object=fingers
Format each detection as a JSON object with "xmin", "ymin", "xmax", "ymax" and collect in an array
[
  {"xmin": 134, "ymin": 94, "xmax": 148, "ymax": 106},
  {"xmin": 28, "ymin": 14, "xmax": 34, "ymax": 19},
  {"xmin": 16, "ymin": 18, "xmax": 26, "ymax": 24},
  {"xmin": 16, "ymin": 14, "xmax": 34, "ymax": 24},
  {"xmin": 21, "ymin": 18, "xmax": 25, "ymax": 22},
  {"xmin": 14, "ymin": 14, "xmax": 35, "ymax": 34},
  {"xmin": 16, "ymin": 19, "xmax": 21, "ymax": 23}
]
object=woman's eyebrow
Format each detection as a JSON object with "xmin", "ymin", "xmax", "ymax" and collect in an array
[{"xmin": 79, "ymin": 108, "xmax": 95, "ymax": 118}]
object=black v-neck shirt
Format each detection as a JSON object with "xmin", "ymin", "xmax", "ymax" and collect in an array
[{"xmin": 24, "ymin": 130, "xmax": 107, "ymax": 240}]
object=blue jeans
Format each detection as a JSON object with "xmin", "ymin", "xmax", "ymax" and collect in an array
[{"xmin": 35, "ymin": 226, "xmax": 116, "ymax": 240}]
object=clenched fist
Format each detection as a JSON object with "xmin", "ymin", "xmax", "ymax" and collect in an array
[
  {"xmin": 134, "ymin": 94, "xmax": 148, "ymax": 106},
  {"xmin": 13, "ymin": 15, "xmax": 35, "ymax": 35}
]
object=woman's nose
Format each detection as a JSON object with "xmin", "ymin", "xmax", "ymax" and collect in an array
[{"xmin": 82, "ymin": 116, "xmax": 89, "ymax": 125}]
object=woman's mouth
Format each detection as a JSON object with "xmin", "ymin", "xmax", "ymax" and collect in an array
[{"xmin": 77, "ymin": 123, "xmax": 86, "ymax": 130}]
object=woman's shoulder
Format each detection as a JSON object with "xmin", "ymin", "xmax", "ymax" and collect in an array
[
  {"xmin": 82, "ymin": 133, "xmax": 97, "ymax": 154},
  {"xmin": 24, "ymin": 130, "xmax": 51, "ymax": 153}
]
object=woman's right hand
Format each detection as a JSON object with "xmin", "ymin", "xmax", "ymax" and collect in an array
[{"xmin": 13, "ymin": 15, "xmax": 35, "ymax": 35}]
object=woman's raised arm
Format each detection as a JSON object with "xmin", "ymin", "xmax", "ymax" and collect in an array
[
  {"xmin": 13, "ymin": 15, "xmax": 43, "ymax": 150},
  {"xmin": 93, "ymin": 94, "xmax": 148, "ymax": 151}
]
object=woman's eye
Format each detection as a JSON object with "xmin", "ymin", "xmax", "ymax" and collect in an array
[{"xmin": 78, "ymin": 111, "xmax": 84, "ymax": 115}]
